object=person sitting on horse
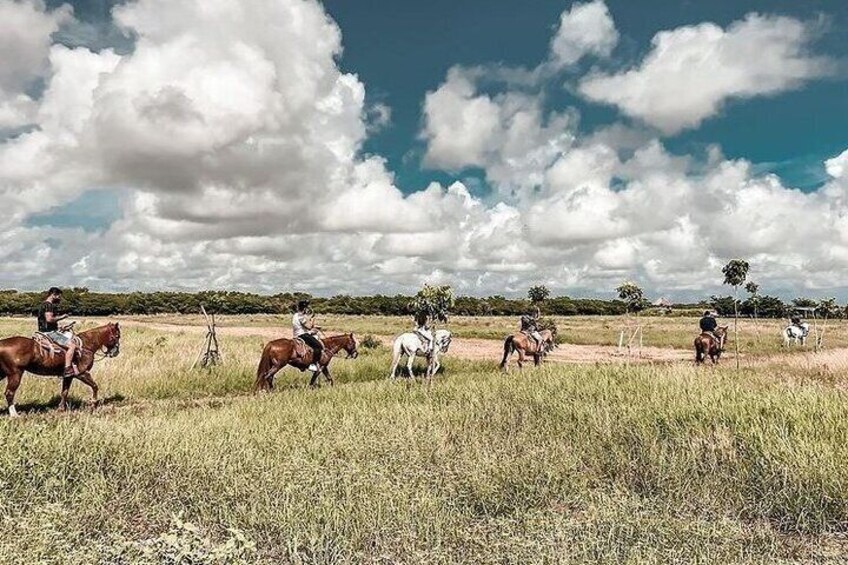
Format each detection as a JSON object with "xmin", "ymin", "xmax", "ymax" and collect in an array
[
  {"xmin": 520, "ymin": 308, "xmax": 544, "ymax": 352},
  {"xmin": 790, "ymin": 315, "xmax": 804, "ymax": 329},
  {"xmin": 292, "ymin": 300, "xmax": 324, "ymax": 372},
  {"xmin": 37, "ymin": 287, "xmax": 78, "ymax": 377},
  {"xmin": 414, "ymin": 312, "xmax": 433, "ymax": 355},
  {"xmin": 699, "ymin": 310, "xmax": 723, "ymax": 348}
]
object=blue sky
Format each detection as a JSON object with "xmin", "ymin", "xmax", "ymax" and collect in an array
[
  {"xmin": 321, "ymin": 0, "xmax": 848, "ymax": 192},
  {"xmin": 2, "ymin": 0, "xmax": 848, "ymax": 298},
  {"xmin": 48, "ymin": 0, "xmax": 848, "ymax": 199}
]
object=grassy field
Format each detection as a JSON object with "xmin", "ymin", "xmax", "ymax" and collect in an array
[
  {"xmin": 1, "ymin": 316, "xmax": 847, "ymax": 563},
  {"xmin": 111, "ymin": 313, "xmax": 848, "ymax": 354}
]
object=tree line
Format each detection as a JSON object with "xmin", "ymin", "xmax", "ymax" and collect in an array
[{"xmin": 0, "ymin": 286, "xmax": 842, "ymax": 319}]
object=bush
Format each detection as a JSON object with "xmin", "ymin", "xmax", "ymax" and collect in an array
[{"xmin": 359, "ymin": 334, "xmax": 382, "ymax": 350}]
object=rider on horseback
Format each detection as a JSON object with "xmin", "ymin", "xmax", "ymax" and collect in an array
[
  {"xmin": 292, "ymin": 300, "xmax": 324, "ymax": 372},
  {"xmin": 415, "ymin": 311, "xmax": 433, "ymax": 354},
  {"xmin": 520, "ymin": 307, "xmax": 544, "ymax": 353},
  {"xmin": 699, "ymin": 310, "xmax": 723, "ymax": 349},
  {"xmin": 37, "ymin": 287, "xmax": 79, "ymax": 377}
]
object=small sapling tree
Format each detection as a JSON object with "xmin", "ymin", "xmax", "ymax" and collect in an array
[{"xmin": 722, "ymin": 259, "xmax": 749, "ymax": 369}]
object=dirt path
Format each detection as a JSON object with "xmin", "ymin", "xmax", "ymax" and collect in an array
[
  {"xmin": 118, "ymin": 319, "xmax": 692, "ymax": 365},
  {"xmin": 441, "ymin": 336, "xmax": 690, "ymax": 365}
]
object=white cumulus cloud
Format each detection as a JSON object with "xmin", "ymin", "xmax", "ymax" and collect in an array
[{"xmin": 579, "ymin": 13, "xmax": 836, "ymax": 134}]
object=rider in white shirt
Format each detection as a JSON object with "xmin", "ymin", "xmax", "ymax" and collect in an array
[
  {"xmin": 292, "ymin": 299, "xmax": 323, "ymax": 372},
  {"xmin": 415, "ymin": 311, "xmax": 433, "ymax": 354}
]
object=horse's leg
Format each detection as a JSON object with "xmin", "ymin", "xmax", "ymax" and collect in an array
[
  {"xmin": 4, "ymin": 371, "xmax": 21, "ymax": 418},
  {"xmin": 389, "ymin": 348, "xmax": 402, "ymax": 379},
  {"xmin": 321, "ymin": 366, "xmax": 334, "ymax": 387},
  {"xmin": 407, "ymin": 354, "xmax": 415, "ymax": 379},
  {"xmin": 59, "ymin": 376, "xmax": 73, "ymax": 411},
  {"xmin": 308, "ymin": 370, "xmax": 318, "ymax": 388},
  {"xmin": 76, "ymin": 372, "xmax": 99, "ymax": 407},
  {"xmin": 516, "ymin": 349, "xmax": 525, "ymax": 370},
  {"xmin": 261, "ymin": 363, "xmax": 285, "ymax": 392}
]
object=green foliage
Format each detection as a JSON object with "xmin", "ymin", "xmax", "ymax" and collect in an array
[
  {"xmin": 616, "ymin": 281, "xmax": 647, "ymax": 314},
  {"xmin": 527, "ymin": 285, "xmax": 551, "ymax": 304},
  {"xmin": 722, "ymin": 259, "xmax": 750, "ymax": 288},
  {"xmin": 410, "ymin": 284, "xmax": 455, "ymax": 323},
  {"xmin": 745, "ymin": 282, "xmax": 760, "ymax": 296},
  {"xmin": 792, "ymin": 297, "xmax": 818, "ymax": 309},
  {"xmin": 359, "ymin": 334, "xmax": 382, "ymax": 349},
  {"xmin": 817, "ymin": 298, "xmax": 841, "ymax": 319}
]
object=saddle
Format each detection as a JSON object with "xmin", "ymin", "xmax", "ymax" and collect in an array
[
  {"xmin": 292, "ymin": 337, "xmax": 309, "ymax": 360},
  {"xmin": 33, "ymin": 332, "xmax": 82, "ymax": 357},
  {"xmin": 520, "ymin": 330, "xmax": 542, "ymax": 352}
]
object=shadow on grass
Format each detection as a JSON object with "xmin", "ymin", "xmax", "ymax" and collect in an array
[{"xmin": 14, "ymin": 393, "xmax": 127, "ymax": 415}]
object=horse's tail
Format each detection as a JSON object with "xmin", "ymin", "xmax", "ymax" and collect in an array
[
  {"xmin": 694, "ymin": 336, "xmax": 704, "ymax": 364},
  {"xmin": 255, "ymin": 344, "xmax": 273, "ymax": 392},
  {"xmin": 500, "ymin": 336, "xmax": 514, "ymax": 370}
]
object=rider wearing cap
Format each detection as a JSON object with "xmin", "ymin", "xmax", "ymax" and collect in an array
[
  {"xmin": 37, "ymin": 287, "xmax": 78, "ymax": 377},
  {"xmin": 292, "ymin": 299, "xmax": 324, "ymax": 372}
]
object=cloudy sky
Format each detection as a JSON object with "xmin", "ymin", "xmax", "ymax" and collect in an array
[{"xmin": 1, "ymin": 0, "xmax": 847, "ymax": 299}]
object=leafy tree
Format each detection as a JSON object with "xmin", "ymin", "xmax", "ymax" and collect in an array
[
  {"xmin": 527, "ymin": 285, "xmax": 551, "ymax": 305},
  {"xmin": 722, "ymin": 259, "xmax": 749, "ymax": 368},
  {"xmin": 616, "ymin": 281, "xmax": 647, "ymax": 314},
  {"xmin": 818, "ymin": 298, "xmax": 840, "ymax": 320},
  {"xmin": 410, "ymin": 284, "xmax": 455, "ymax": 324}
]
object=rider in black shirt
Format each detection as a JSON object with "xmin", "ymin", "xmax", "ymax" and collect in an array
[
  {"xmin": 699, "ymin": 311, "xmax": 717, "ymax": 334},
  {"xmin": 37, "ymin": 287, "xmax": 78, "ymax": 377}
]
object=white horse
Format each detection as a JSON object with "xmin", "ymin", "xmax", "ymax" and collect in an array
[
  {"xmin": 783, "ymin": 322, "xmax": 810, "ymax": 346},
  {"xmin": 389, "ymin": 329, "xmax": 452, "ymax": 379}
]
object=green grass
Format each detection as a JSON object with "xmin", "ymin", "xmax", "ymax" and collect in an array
[{"xmin": 1, "ymin": 317, "xmax": 847, "ymax": 563}]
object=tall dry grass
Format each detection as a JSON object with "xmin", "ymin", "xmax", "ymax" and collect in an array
[{"xmin": 0, "ymin": 317, "xmax": 846, "ymax": 563}]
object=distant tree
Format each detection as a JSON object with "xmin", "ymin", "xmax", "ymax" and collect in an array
[
  {"xmin": 744, "ymin": 281, "xmax": 760, "ymax": 340},
  {"xmin": 722, "ymin": 259, "xmax": 749, "ymax": 369},
  {"xmin": 792, "ymin": 297, "xmax": 818, "ymax": 309},
  {"xmin": 616, "ymin": 281, "xmax": 647, "ymax": 314},
  {"xmin": 410, "ymin": 284, "xmax": 455, "ymax": 324},
  {"xmin": 818, "ymin": 298, "xmax": 840, "ymax": 320},
  {"xmin": 528, "ymin": 285, "xmax": 551, "ymax": 305}
]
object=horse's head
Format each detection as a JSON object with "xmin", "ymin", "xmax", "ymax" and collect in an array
[
  {"xmin": 102, "ymin": 322, "xmax": 121, "ymax": 357},
  {"xmin": 436, "ymin": 330, "xmax": 452, "ymax": 353},
  {"xmin": 344, "ymin": 332, "xmax": 358, "ymax": 359}
]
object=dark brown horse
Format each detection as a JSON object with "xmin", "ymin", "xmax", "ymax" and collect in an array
[
  {"xmin": 500, "ymin": 329, "xmax": 556, "ymax": 371},
  {"xmin": 694, "ymin": 326, "xmax": 728, "ymax": 365},
  {"xmin": 255, "ymin": 333, "xmax": 358, "ymax": 392},
  {"xmin": 0, "ymin": 323, "xmax": 121, "ymax": 416}
]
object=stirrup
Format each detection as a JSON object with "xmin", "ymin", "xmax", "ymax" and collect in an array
[{"xmin": 63, "ymin": 366, "xmax": 78, "ymax": 378}]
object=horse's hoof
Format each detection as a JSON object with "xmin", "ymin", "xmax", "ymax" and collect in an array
[{"xmin": 8, "ymin": 406, "xmax": 18, "ymax": 418}]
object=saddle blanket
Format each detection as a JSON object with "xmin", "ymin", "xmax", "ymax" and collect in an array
[{"xmin": 33, "ymin": 332, "xmax": 82, "ymax": 356}]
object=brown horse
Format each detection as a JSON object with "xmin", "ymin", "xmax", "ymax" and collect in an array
[
  {"xmin": 0, "ymin": 323, "xmax": 121, "ymax": 416},
  {"xmin": 500, "ymin": 329, "xmax": 556, "ymax": 371},
  {"xmin": 255, "ymin": 333, "xmax": 358, "ymax": 392},
  {"xmin": 694, "ymin": 326, "xmax": 728, "ymax": 365}
]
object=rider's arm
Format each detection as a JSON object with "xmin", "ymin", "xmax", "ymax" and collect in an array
[
  {"xmin": 44, "ymin": 308, "xmax": 67, "ymax": 323},
  {"xmin": 303, "ymin": 314, "xmax": 315, "ymax": 330}
]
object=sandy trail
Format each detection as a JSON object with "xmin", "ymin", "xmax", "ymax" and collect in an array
[
  {"xmin": 117, "ymin": 319, "xmax": 692, "ymax": 365},
  {"xmin": 119, "ymin": 319, "xmax": 848, "ymax": 368}
]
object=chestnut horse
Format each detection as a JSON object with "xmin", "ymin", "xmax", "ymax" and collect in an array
[
  {"xmin": 0, "ymin": 323, "xmax": 121, "ymax": 416},
  {"xmin": 694, "ymin": 326, "xmax": 728, "ymax": 365},
  {"xmin": 500, "ymin": 329, "xmax": 556, "ymax": 371},
  {"xmin": 255, "ymin": 333, "xmax": 358, "ymax": 392}
]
